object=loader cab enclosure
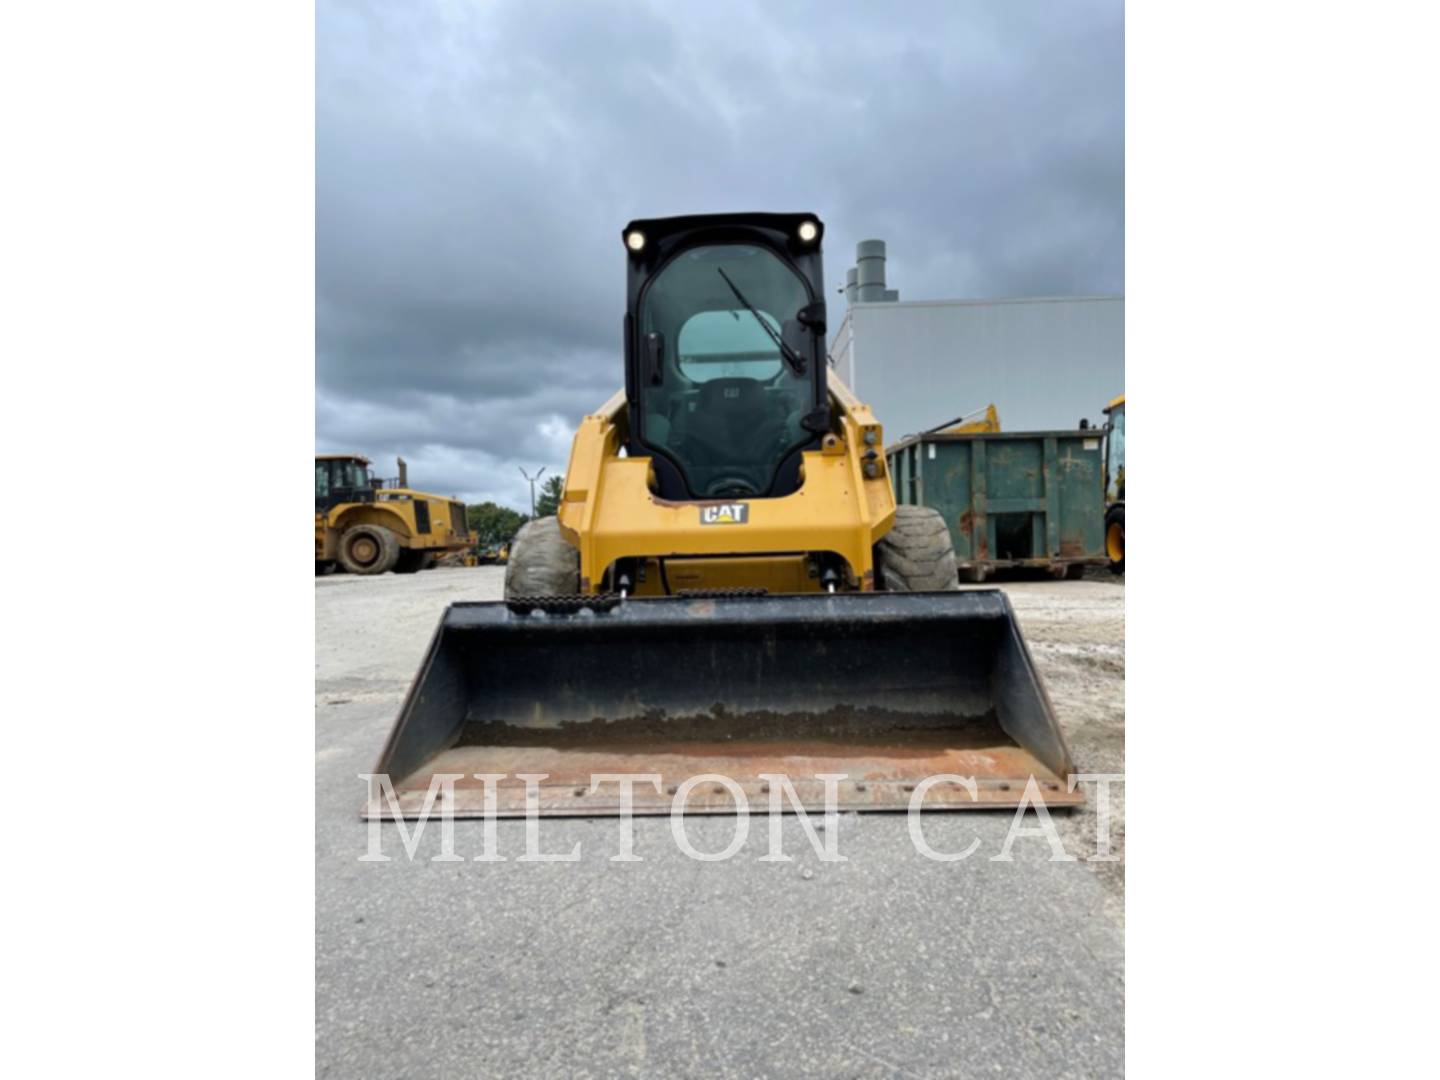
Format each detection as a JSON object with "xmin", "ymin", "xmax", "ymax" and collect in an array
[
  {"xmin": 315, "ymin": 454, "xmax": 374, "ymax": 512},
  {"xmin": 623, "ymin": 214, "xmax": 830, "ymax": 501}
]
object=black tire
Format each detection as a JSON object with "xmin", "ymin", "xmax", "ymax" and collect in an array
[
  {"xmin": 315, "ymin": 561, "xmax": 335, "ymax": 577},
  {"xmin": 1065, "ymin": 563, "xmax": 1085, "ymax": 581},
  {"xmin": 393, "ymin": 549, "xmax": 426, "ymax": 574},
  {"xmin": 420, "ymin": 553, "xmax": 438, "ymax": 570},
  {"xmin": 504, "ymin": 516, "xmax": 580, "ymax": 598},
  {"xmin": 338, "ymin": 524, "xmax": 400, "ymax": 575},
  {"xmin": 875, "ymin": 506, "xmax": 959, "ymax": 591},
  {"xmin": 1105, "ymin": 504, "xmax": 1125, "ymax": 575}
]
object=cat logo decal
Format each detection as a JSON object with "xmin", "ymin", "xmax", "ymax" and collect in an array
[{"xmin": 699, "ymin": 503, "xmax": 749, "ymax": 525}]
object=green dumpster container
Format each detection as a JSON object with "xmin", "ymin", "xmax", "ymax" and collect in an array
[{"xmin": 886, "ymin": 429, "xmax": 1107, "ymax": 582}]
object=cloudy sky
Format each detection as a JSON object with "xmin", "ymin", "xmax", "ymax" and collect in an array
[{"xmin": 317, "ymin": 0, "xmax": 1123, "ymax": 511}]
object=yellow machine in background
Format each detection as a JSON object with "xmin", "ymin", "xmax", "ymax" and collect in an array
[
  {"xmin": 936, "ymin": 403, "xmax": 1001, "ymax": 435},
  {"xmin": 1102, "ymin": 395, "xmax": 1125, "ymax": 574},
  {"xmin": 315, "ymin": 454, "xmax": 473, "ymax": 575}
]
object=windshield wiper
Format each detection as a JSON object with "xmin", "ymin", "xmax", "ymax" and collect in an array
[{"xmin": 716, "ymin": 267, "xmax": 806, "ymax": 375}]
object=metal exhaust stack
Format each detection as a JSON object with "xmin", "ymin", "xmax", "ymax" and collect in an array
[
  {"xmin": 855, "ymin": 239, "xmax": 887, "ymax": 302},
  {"xmin": 854, "ymin": 240, "xmax": 900, "ymax": 303},
  {"xmin": 366, "ymin": 591, "xmax": 1079, "ymax": 818}
]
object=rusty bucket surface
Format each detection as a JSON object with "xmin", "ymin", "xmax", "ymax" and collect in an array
[{"xmin": 365, "ymin": 590, "xmax": 1080, "ymax": 818}]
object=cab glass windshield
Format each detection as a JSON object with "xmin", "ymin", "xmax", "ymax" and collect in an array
[
  {"xmin": 338, "ymin": 460, "xmax": 368, "ymax": 489},
  {"xmin": 638, "ymin": 244, "xmax": 813, "ymax": 498}
]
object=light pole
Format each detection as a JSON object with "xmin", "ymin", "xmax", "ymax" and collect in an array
[{"xmin": 519, "ymin": 466, "xmax": 546, "ymax": 517}]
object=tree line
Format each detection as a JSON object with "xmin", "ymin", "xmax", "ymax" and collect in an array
[{"xmin": 465, "ymin": 474, "xmax": 564, "ymax": 547}]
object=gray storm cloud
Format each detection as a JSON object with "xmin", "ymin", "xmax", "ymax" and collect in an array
[{"xmin": 317, "ymin": 0, "xmax": 1123, "ymax": 509}]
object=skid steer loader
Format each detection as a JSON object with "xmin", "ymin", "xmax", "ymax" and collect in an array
[{"xmin": 367, "ymin": 213, "xmax": 1078, "ymax": 818}]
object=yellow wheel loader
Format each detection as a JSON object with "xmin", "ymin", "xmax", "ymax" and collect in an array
[
  {"xmin": 1103, "ymin": 395, "xmax": 1125, "ymax": 575},
  {"xmin": 369, "ymin": 213, "xmax": 1078, "ymax": 818},
  {"xmin": 315, "ymin": 455, "xmax": 473, "ymax": 575}
]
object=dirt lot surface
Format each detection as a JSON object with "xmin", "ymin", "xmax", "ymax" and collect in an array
[{"xmin": 316, "ymin": 567, "xmax": 1125, "ymax": 1078}]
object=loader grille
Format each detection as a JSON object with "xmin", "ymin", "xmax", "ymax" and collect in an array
[
  {"xmin": 414, "ymin": 501, "xmax": 431, "ymax": 534},
  {"xmin": 450, "ymin": 501, "xmax": 467, "ymax": 536}
]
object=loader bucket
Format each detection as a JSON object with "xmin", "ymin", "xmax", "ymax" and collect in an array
[{"xmin": 365, "ymin": 590, "xmax": 1080, "ymax": 818}]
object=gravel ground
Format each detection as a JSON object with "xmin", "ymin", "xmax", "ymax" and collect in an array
[
  {"xmin": 963, "ymin": 574, "xmax": 1126, "ymax": 920},
  {"xmin": 317, "ymin": 567, "xmax": 1125, "ymax": 1077}
]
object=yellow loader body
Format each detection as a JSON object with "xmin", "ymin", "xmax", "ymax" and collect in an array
[
  {"xmin": 557, "ymin": 379, "xmax": 893, "ymax": 594},
  {"xmin": 315, "ymin": 491, "xmax": 471, "ymax": 560}
]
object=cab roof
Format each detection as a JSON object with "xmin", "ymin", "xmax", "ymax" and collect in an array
[
  {"xmin": 315, "ymin": 453, "xmax": 371, "ymax": 464},
  {"xmin": 621, "ymin": 211, "xmax": 823, "ymax": 246}
]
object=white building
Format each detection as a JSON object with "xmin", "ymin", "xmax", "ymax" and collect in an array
[{"xmin": 828, "ymin": 242, "xmax": 1124, "ymax": 439}]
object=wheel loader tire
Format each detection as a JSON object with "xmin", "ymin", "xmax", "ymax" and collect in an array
[
  {"xmin": 421, "ymin": 553, "xmax": 438, "ymax": 570},
  {"xmin": 393, "ymin": 549, "xmax": 426, "ymax": 574},
  {"xmin": 315, "ymin": 561, "xmax": 335, "ymax": 577},
  {"xmin": 1105, "ymin": 504, "xmax": 1125, "ymax": 575},
  {"xmin": 504, "ymin": 516, "xmax": 580, "ymax": 598},
  {"xmin": 875, "ymin": 506, "xmax": 959, "ymax": 591},
  {"xmin": 339, "ymin": 524, "xmax": 400, "ymax": 575}
]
